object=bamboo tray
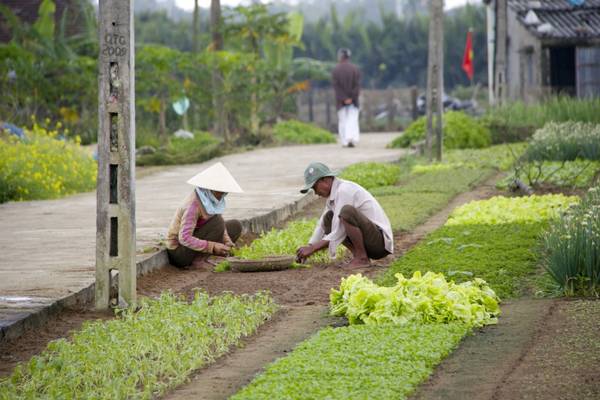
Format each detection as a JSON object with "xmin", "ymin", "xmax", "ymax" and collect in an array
[{"xmin": 228, "ymin": 255, "xmax": 295, "ymax": 272}]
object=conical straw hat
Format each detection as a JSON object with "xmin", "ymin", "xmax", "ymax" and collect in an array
[{"xmin": 186, "ymin": 162, "xmax": 244, "ymax": 193}]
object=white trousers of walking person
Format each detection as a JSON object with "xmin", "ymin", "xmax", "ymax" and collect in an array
[{"xmin": 338, "ymin": 105, "xmax": 360, "ymax": 147}]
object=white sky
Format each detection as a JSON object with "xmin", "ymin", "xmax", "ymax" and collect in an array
[{"xmin": 175, "ymin": 0, "xmax": 479, "ymax": 11}]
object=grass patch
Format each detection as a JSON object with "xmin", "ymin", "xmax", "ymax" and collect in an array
[
  {"xmin": 380, "ymin": 222, "xmax": 547, "ymax": 299},
  {"xmin": 378, "ymin": 192, "xmax": 451, "ymax": 231},
  {"xmin": 0, "ymin": 124, "xmax": 96, "ymax": 202},
  {"xmin": 230, "ymin": 323, "xmax": 468, "ymax": 400},
  {"xmin": 272, "ymin": 120, "xmax": 335, "ymax": 145},
  {"xmin": 364, "ymin": 145, "xmax": 527, "ymax": 232},
  {"xmin": 372, "ymin": 167, "xmax": 491, "ymax": 231},
  {"xmin": 0, "ymin": 291, "xmax": 276, "ymax": 399},
  {"xmin": 339, "ymin": 162, "xmax": 401, "ymax": 190},
  {"xmin": 379, "ymin": 195, "xmax": 578, "ymax": 298},
  {"xmin": 442, "ymin": 143, "xmax": 527, "ymax": 171},
  {"xmin": 136, "ymin": 132, "xmax": 222, "ymax": 166}
]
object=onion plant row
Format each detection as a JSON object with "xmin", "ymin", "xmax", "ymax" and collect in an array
[
  {"xmin": 0, "ymin": 291, "xmax": 277, "ymax": 399},
  {"xmin": 544, "ymin": 186, "xmax": 600, "ymax": 296}
]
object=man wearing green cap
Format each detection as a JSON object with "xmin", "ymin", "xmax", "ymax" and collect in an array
[{"xmin": 296, "ymin": 162, "xmax": 393, "ymax": 267}]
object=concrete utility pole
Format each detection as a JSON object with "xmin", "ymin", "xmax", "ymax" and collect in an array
[
  {"xmin": 96, "ymin": 0, "xmax": 136, "ymax": 309},
  {"xmin": 494, "ymin": 0, "xmax": 507, "ymax": 105},
  {"xmin": 426, "ymin": 0, "xmax": 444, "ymax": 161}
]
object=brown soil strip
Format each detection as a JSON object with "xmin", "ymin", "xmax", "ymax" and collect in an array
[
  {"xmin": 412, "ymin": 298, "xmax": 600, "ymax": 400},
  {"xmin": 494, "ymin": 299, "xmax": 600, "ymax": 400},
  {"xmin": 162, "ymin": 306, "xmax": 340, "ymax": 400},
  {"xmin": 411, "ymin": 298, "xmax": 556, "ymax": 400}
]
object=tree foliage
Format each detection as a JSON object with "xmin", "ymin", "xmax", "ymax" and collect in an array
[{"xmin": 299, "ymin": 4, "xmax": 487, "ymax": 89}]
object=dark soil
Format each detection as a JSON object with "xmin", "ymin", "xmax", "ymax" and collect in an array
[{"xmin": 412, "ymin": 298, "xmax": 600, "ymax": 400}]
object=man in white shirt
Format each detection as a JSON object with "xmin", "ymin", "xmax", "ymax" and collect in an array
[{"xmin": 296, "ymin": 162, "xmax": 394, "ymax": 267}]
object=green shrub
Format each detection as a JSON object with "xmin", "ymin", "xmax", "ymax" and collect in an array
[
  {"xmin": 272, "ymin": 120, "xmax": 335, "ymax": 144},
  {"xmin": 525, "ymin": 122, "xmax": 600, "ymax": 162},
  {"xmin": 544, "ymin": 186, "xmax": 600, "ymax": 296},
  {"xmin": 136, "ymin": 132, "xmax": 222, "ymax": 166},
  {"xmin": 388, "ymin": 111, "xmax": 491, "ymax": 149},
  {"xmin": 339, "ymin": 162, "xmax": 401, "ymax": 189},
  {"xmin": 0, "ymin": 124, "xmax": 97, "ymax": 203},
  {"xmin": 0, "ymin": 291, "xmax": 277, "ymax": 399},
  {"xmin": 230, "ymin": 323, "xmax": 468, "ymax": 400}
]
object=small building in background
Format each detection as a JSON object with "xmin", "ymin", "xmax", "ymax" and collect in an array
[{"xmin": 487, "ymin": 0, "xmax": 600, "ymax": 102}]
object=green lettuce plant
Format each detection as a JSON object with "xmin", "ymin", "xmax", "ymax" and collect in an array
[
  {"xmin": 446, "ymin": 194, "xmax": 578, "ymax": 226},
  {"xmin": 233, "ymin": 219, "xmax": 344, "ymax": 264},
  {"xmin": 330, "ymin": 272, "xmax": 500, "ymax": 328}
]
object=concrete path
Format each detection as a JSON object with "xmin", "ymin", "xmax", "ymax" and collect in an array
[{"xmin": 0, "ymin": 133, "xmax": 405, "ymax": 339}]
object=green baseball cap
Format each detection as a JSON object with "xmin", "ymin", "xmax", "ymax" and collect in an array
[{"xmin": 300, "ymin": 162, "xmax": 338, "ymax": 193}]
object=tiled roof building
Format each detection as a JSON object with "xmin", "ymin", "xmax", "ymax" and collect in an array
[{"xmin": 487, "ymin": 0, "xmax": 600, "ymax": 100}]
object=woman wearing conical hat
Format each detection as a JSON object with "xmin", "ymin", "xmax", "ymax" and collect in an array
[{"xmin": 166, "ymin": 162, "xmax": 243, "ymax": 268}]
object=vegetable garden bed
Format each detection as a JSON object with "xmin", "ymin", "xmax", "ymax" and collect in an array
[{"xmin": 0, "ymin": 292, "xmax": 276, "ymax": 399}]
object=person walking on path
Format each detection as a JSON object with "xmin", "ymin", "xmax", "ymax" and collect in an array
[
  {"xmin": 296, "ymin": 162, "xmax": 393, "ymax": 268},
  {"xmin": 166, "ymin": 162, "xmax": 244, "ymax": 269},
  {"xmin": 332, "ymin": 48, "xmax": 361, "ymax": 148}
]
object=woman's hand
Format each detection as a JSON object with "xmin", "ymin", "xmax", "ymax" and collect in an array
[
  {"xmin": 295, "ymin": 244, "xmax": 314, "ymax": 264},
  {"xmin": 213, "ymin": 243, "xmax": 232, "ymax": 256}
]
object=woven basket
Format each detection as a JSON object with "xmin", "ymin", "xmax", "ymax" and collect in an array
[{"xmin": 228, "ymin": 255, "xmax": 295, "ymax": 272}]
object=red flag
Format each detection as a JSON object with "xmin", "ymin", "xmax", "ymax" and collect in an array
[{"xmin": 462, "ymin": 30, "xmax": 474, "ymax": 81}]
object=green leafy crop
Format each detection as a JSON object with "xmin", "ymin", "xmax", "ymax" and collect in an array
[
  {"xmin": 330, "ymin": 272, "xmax": 500, "ymax": 328},
  {"xmin": 0, "ymin": 291, "xmax": 277, "ymax": 399},
  {"xmin": 544, "ymin": 186, "xmax": 600, "ymax": 296},
  {"xmin": 446, "ymin": 194, "xmax": 578, "ymax": 226},
  {"xmin": 339, "ymin": 162, "xmax": 402, "ymax": 189},
  {"xmin": 380, "ymin": 194, "xmax": 578, "ymax": 298},
  {"xmin": 230, "ymin": 322, "xmax": 468, "ymax": 400},
  {"xmin": 497, "ymin": 160, "xmax": 600, "ymax": 189},
  {"xmin": 233, "ymin": 219, "xmax": 344, "ymax": 264},
  {"xmin": 525, "ymin": 121, "xmax": 600, "ymax": 162}
]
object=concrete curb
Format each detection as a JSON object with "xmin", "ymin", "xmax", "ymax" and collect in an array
[{"xmin": 0, "ymin": 193, "xmax": 316, "ymax": 343}]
